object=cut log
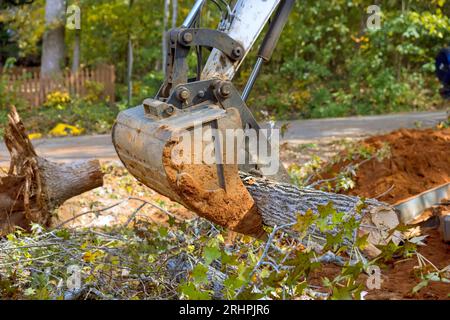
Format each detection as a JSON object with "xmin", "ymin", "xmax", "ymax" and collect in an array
[
  {"xmin": 241, "ymin": 173, "xmax": 402, "ymax": 257},
  {"xmin": 0, "ymin": 107, "xmax": 104, "ymax": 236}
]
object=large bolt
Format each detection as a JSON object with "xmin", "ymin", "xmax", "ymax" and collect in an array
[
  {"xmin": 182, "ymin": 32, "xmax": 193, "ymax": 44},
  {"xmin": 232, "ymin": 46, "xmax": 243, "ymax": 59},
  {"xmin": 177, "ymin": 87, "xmax": 190, "ymax": 101},
  {"xmin": 219, "ymin": 83, "xmax": 232, "ymax": 98},
  {"xmin": 165, "ymin": 105, "xmax": 175, "ymax": 116}
]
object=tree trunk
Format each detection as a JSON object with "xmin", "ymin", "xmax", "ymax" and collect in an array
[
  {"xmin": 241, "ymin": 173, "xmax": 401, "ymax": 257},
  {"xmin": 172, "ymin": 0, "xmax": 178, "ymax": 28},
  {"xmin": 127, "ymin": 0, "xmax": 134, "ymax": 105},
  {"xmin": 71, "ymin": 29, "xmax": 81, "ymax": 74},
  {"xmin": 162, "ymin": 0, "xmax": 170, "ymax": 75},
  {"xmin": 41, "ymin": 0, "xmax": 66, "ymax": 78},
  {"xmin": 0, "ymin": 107, "xmax": 104, "ymax": 236},
  {"xmin": 127, "ymin": 36, "xmax": 133, "ymax": 105}
]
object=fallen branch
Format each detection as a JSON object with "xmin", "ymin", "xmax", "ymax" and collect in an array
[{"xmin": 241, "ymin": 173, "xmax": 402, "ymax": 257}]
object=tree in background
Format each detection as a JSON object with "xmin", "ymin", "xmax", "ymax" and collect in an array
[
  {"xmin": 41, "ymin": 0, "xmax": 66, "ymax": 77},
  {"xmin": 127, "ymin": 0, "xmax": 133, "ymax": 105},
  {"xmin": 161, "ymin": 0, "xmax": 178, "ymax": 75},
  {"xmin": 1, "ymin": 0, "xmax": 448, "ymax": 115},
  {"xmin": 67, "ymin": 0, "xmax": 81, "ymax": 73}
]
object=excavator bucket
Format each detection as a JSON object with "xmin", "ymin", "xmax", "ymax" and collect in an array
[
  {"xmin": 112, "ymin": 0, "xmax": 295, "ymax": 237},
  {"xmin": 112, "ymin": 100, "xmax": 268, "ymax": 237}
]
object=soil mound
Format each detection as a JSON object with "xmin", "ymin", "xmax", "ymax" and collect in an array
[
  {"xmin": 314, "ymin": 129, "xmax": 450, "ymax": 299},
  {"xmin": 331, "ymin": 128, "xmax": 450, "ymax": 204}
]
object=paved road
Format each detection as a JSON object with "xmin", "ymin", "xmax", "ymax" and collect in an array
[
  {"xmin": 278, "ymin": 110, "xmax": 446, "ymax": 141},
  {"xmin": 0, "ymin": 110, "xmax": 446, "ymax": 165}
]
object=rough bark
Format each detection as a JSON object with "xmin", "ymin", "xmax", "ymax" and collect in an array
[
  {"xmin": 172, "ymin": 0, "xmax": 178, "ymax": 28},
  {"xmin": 71, "ymin": 29, "xmax": 81, "ymax": 74},
  {"xmin": 241, "ymin": 173, "xmax": 401, "ymax": 256},
  {"xmin": 127, "ymin": 0, "xmax": 134, "ymax": 105},
  {"xmin": 0, "ymin": 107, "xmax": 104, "ymax": 236},
  {"xmin": 162, "ymin": 0, "xmax": 170, "ymax": 74},
  {"xmin": 41, "ymin": 0, "xmax": 66, "ymax": 78}
]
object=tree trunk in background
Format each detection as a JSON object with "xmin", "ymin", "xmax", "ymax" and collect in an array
[
  {"xmin": 162, "ymin": 0, "xmax": 170, "ymax": 75},
  {"xmin": 172, "ymin": 0, "xmax": 178, "ymax": 28},
  {"xmin": 127, "ymin": 36, "xmax": 133, "ymax": 105},
  {"xmin": 41, "ymin": 0, "xmax": 66, "ymax": 78},
  {"xmin": 127, "ymin": 0, "xmax": 134, "ymax": 105},
  {"xmin": 71, "ymin": 29, "xmax": 81, "ymax": 74}
]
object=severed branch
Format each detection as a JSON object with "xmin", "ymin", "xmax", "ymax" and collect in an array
[
  {"xmin": 0, "ymin": 106, "xmax": 104, "ymax": 236},
  {"xmin": 240, "ymin": 173, "xmax": 402, "ymax": 257}
]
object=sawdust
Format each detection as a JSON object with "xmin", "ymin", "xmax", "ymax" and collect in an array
[{"xmin": 326, "ymin": 128, "xmax": 450, "ymax": 203}]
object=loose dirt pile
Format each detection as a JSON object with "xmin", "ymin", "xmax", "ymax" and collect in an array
[
  {"xmin": 327, "ymin": 128, "xmax": 450, "ymax": 203},
  {"xmin": 316, "ymin": 127, "xmax": 450, "ymax": 300}
]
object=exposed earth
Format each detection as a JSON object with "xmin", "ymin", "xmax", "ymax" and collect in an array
[
  {"xmin": 307, "ymin": 127, "xmax": 450, "ymax": 299},
  {"xmin": 53, "ymin": 126, "xmax": 450, "ymax": 300},
  {"xmin": 1, "ymin": 116, "xmax": 449, "ymax": 300},
  {"xmin": 318, "ymin": 128, "xmax": 450, "ymax": 204}
]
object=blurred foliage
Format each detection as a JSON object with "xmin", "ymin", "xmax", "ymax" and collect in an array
[
  {"xmin": 0, "ymin": 0, "xmax": 449, "ymax": 126},
  {"xmin": 0, "ymin": 85, "xmax": 117, "ymax": 138},
  {"xmin": 240, "ymin": 0, "xmax": 450, "ymax": 119},
  {"xmin": 24, "ymin": 96, "xmax": 117, "ymax": 136}
]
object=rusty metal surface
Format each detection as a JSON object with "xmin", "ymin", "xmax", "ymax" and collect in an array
[
  {"xmin": 112, "ymin": 104, "xmax": 226, "ymax": 202},
  {"xmin": 112, "ymin": 105, "xmax": 264, "ymax": 236}
]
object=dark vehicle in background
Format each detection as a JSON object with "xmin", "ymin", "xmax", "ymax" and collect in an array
[{"xmin": 436, "ymin": 48, "xmax": 450, "ymax": 99}]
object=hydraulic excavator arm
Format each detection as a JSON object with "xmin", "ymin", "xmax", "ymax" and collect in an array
[{"xmin": 112, "ymin": 0, "xmax": 295, "ymax": 237}]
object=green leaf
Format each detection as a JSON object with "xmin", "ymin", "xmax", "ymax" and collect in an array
[
  {"xmin": 221, "ymin": 251, "xmax": 238, "ymax": 266},
  {"xmin": 293, "ymin": 209, "xmax": 316, "ymax": 233},
  {"xmin": 331, "ymin": 211, "xmax": 345, "ymax": 225},
  {"xmin": 203, "ymin": 245, "xmax": 221, "ymax": 265},
  {"xmin": 158, "ymin": 227, "xmax": 168, "ymax": 238},
  {"xmin": 179, "ymin": 282, "xmax": 210, "ymax": 300},
  {"xmin": 236, "ymin": 287, "xmax": 265, "ymax": 300},
  {"xmin": 223, "ymin": 275, "xmax": 245, "ymax": 291},
  {"xmin": 342, "ymin": 262, "xmax": 364, "ymax": 279},
  {"xmin": 317, "ymin": 202, "xmax": 336, "ymax": 219},
  {"xmin": 355, "ymin": 233, "xmax": 370, "ymax": 250},
  {"xmin": 262, "ymin": 270, "xmax": 286, "ymax": 288},
  {"xmin": 331, "ymin": 286, "xmax": 353, "ymax": 300},
  {"xmin": 192, "ymin": 264, "xmax": 208, "ymax": 285},
  {"xmin": 55, "ymin": 229, "xmax": 71, "ymax": 240}
]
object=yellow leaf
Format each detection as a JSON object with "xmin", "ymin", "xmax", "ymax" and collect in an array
[
  {"xmin": 83, "ymin": 250, "xmax": 102, "ymax": 263},
  {"xmin": 28, "ymin": 133, "xmax": 42, "ymax": 140},
  {"xmin": 83, "ymin": 251, "xmax": 94, "ymax": 262},
  {"xmin": 49, "ymin": 123, "xmax": 84, "ymax": 137}
]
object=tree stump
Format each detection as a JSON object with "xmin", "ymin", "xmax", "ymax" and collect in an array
[{"xmin": 0, "ymin": 107, "xmax": 104, "ymax": 236}]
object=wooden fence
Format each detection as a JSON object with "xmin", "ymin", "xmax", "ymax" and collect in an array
[{"xmin": 1, "ymin": 65, "xmax": 116, "ymax": 107}]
